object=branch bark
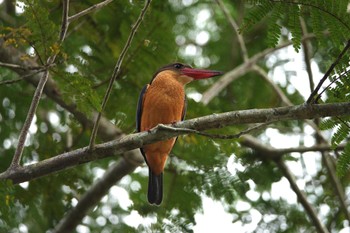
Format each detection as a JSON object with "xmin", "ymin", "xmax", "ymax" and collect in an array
[
  {"xmin": 52, "ymin": 155, "xmax": 137, "ymax": 233},
  {"xmin": 241, "ymin": 135, "xmax": 330, "ymax": 233},
  {"xmin": 9, "ymin": 0, "xmax": 70, "ymax": 168},
  {"xmin": 275, "ymin": 159, "xmax": 330, "ymax": 233},
  {"xmin": 200, "ymin": 34, "xmax": 316, "ymax": 105},
  {"xmin": 1, "ymin": 101, "xmax": 350, "ymax": 184}
]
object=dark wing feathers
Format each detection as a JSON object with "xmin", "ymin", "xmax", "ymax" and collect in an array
[
  {"xmin": 136, "ymin": 84, "xmax": 148, "ymax": 160},
  {"xmin": 136, "ymin": 84, "xmax": 148, "ymax": 133}
]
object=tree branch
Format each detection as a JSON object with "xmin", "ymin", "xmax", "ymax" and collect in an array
[
  {"xmin": 1, "ymin": 102, "xmax": 350, "ymax": 183},
  {"xmin": 9, "ymin": 0, "xmax": 71, "ymax": 168},
  {"xmin": 52, "ymin": 155, "xmax": 138, "ymax": 233},
  {"xmin": 275, "ymin": 159, "xmax": 329, "ymax": 233},
  {"xmin": 0, "ymin": 61, "xmax": 45, "ymax": 70},
  {"xmin": 67, "ymin": 0, "xmax": 114, "ymax": 23},
  {"xmin": 89, "ymin": 0, "xmax": 151, "ymax": 149},
  {"xmin": 215, "ymin": 0, "xmax": 248, "ymax": 61},
  {"xmin": 59, "ymin": 0, "xmax": 70, "ymax": 42},
  {"xmin": 200, "ymin": 34, "xmax": 316, "ymax": 105},
  {"xmin": 241, "ymin": 135, "xmax": 330, "ymax": 233},
  {"xmin": 241, "ymin": 135, "xmax": 346, "ymax": 155},
  {"xmin": 307, "ymin": 39, "xmax": 350, "ymax": 104},
  {"xmin": 9, "ymin": 67, "xmax": 51, "ymax": 168},
  {"xmin": 252, "ymin": 65, "xmax": 293, "ymax": 106},
  {"xmin": 300, "ymin": 17, "xmax": 315, "ymax": 92}
]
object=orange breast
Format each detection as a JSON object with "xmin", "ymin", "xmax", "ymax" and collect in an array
[{"xmin": 141, "ymin": 75, "xmax": 185, "ymax": 175}]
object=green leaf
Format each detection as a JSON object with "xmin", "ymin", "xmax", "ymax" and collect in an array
[{"xmin": 337, "ymin": 142, "xmax": 350, "ymax": 177}]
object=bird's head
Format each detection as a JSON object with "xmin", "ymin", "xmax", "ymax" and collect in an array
[{"xmin": 151, "ymin": 63, "xmax": 223, "ymax": 85}]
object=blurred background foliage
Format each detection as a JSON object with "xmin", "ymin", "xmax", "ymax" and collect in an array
[{"xmin": 1, "ymin": 0, "xmax": 350, "ymax": 232}]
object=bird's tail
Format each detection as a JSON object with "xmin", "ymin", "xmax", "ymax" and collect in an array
[{"xmin": 148, "ymin": 168, "xmax": 163, "ymax": 205}]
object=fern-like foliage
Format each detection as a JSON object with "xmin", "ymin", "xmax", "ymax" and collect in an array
[
  {"xmin": 20, "ymin": 0, "xmax": 59, "ymax": 62},
  {"xmin": 56, "ymin": 72, "xmax": 102, "ymax": 116},
  {"xmin": 337, "ymin": 143, "xmax": 350, "ymax": 177},
  {"xmin": 320, "ymin": 116, "xmax": 350, "ymax": 144},
  {"xmin": 242, "ymin": 0, "xmax": 350, "ymax": 50}
]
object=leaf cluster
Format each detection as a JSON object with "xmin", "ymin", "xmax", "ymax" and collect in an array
[{"xmin": 241, "ymin": 0, "xmax": 350, "ymax": 51}]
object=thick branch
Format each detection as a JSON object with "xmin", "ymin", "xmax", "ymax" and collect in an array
[{"xmin": 1, "ymin": 102, "xmax": 350, "ymax": 183}]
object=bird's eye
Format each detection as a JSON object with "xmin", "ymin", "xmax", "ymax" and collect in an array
[{"xmin": 174, "ymin": 63, "xmax": 183, "ymax": 69}]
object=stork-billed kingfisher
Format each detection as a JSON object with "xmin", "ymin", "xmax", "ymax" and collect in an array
[{"xmin": 136, "ymin": 63, "xmax": 223, "ymax": 205}]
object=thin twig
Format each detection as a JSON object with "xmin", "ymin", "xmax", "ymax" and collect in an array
[
  {"xmin": 300, "ymin": 17, "xmax": 315, "ymax": 92},
  {"xmin": 59, "ymin": 0, "xmax": 70, "ymax": 42},
  {"xmin": 0, "ymin": 68, "xmax": 46, "ymax": 85},
  {"xmin": 307, "ymin": 39, "xmax": 350, "ymax": 104},
  {"xmin": 68, "ymin": 0, "xmax": 114, "ymax": 23},
  {"xmin": 242, "ymin": 135, "xmax": 346, "ymax": 155},
  {"xmin": 89, "ymin": 0, "xmax": 152, "ymax": 149},
  {"xmin": 0, "ymin": 61, "xmax": 44, "ymax": 70},
  {"xmin": 316, "ymin": 69, "xmax": 350, "ymax": 103},
  {"xmin": 10, "ymin": 0, "xmax": 71, "ymax": 168},
  {"xmin": 157, "ymin": 121, "xmax": 274, "ymax": 140},
  {"xmin": 0, "ymin": 77, "xmax": 24, "ymax": 85},
  {"xmin": 10, "ymin": 68, "xmax": 51, "ymax": 168},
  {"xmin": 215, "ymin": 0, "xmax": 248, "ymax": 61}
]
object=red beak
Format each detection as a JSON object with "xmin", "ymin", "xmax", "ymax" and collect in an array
[{"xmin": 181, "ymin": 67, "xmax": 224, "ymax": 80}]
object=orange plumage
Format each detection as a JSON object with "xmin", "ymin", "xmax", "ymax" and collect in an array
[
  {"xmin": 136, "ymin": 63, "xmax": 223, "ymax": 205},
  {"xmin": 141, "ymin": 71, "xmax": 186, "ymax": 175}
]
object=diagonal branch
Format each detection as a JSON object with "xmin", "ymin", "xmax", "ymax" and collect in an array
[
  {"xmin": 59, "ymin": 0, "xmax": 70, "ymax": 42},
  {"xmin": 307, "ymin": 39, "xmax": 350, "ymax": 104},
  {"xmin": 252, "ymin": 65, "xmax": 293, "ymax": 106},
  {"xmin": 241, "ymin": 135, "xmax": 329, "ymax": 233},
  {"xmin": 300, "ymin": 17, "xmax": 315, "ymax": 92},
  {"xmin": 200, "ymin": 34, "xmax": 316, "ymax": 105},
  {"xmin": 0, "ymin": 61, "xmax": 46, "ymax": 70},
  {"xmin": 68, "ymin": 0, "xmax": 114, "ymax": 23},
  {"xmin": 89, "ymin": 0, "xmax": 151, "ymax": 149},
  {"xmin": 1, "ymin": 101, "xmax": 350, "ymax": 184},
  {"xmin": 9, "ymin": 0, "xmax": 70, "ymax": 168},
  {"xmin": 10, "ymin": 68, "xmax": 51, "ymax": 168},
  {"xmin": 215, "ymin": 0, "xmax": 248, "ymax": 61},
  {"xmin": 275, "ymin": 159, "xmax": 329, "ymax": 233},
  {"xmin": 52, "ymin": 156, "xmax": 138, "ymax": 233}
]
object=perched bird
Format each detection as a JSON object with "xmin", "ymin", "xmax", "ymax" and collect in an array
[{"xmin": 136, "ymin": 63, "xmax": 223, "ymax": 205}]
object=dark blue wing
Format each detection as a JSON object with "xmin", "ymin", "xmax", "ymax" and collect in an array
[
  {"xmin": 136, "ymin": 84, "xmax": 148, "ymax": 160},
  {"xmin": 136, "ymin": 84, "xmax": 148, "ymax": 133}
]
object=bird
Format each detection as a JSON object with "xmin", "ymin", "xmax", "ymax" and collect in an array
[{"xmin": 136, "ymin": 62, "xmax": 223, "ymax": 205}]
